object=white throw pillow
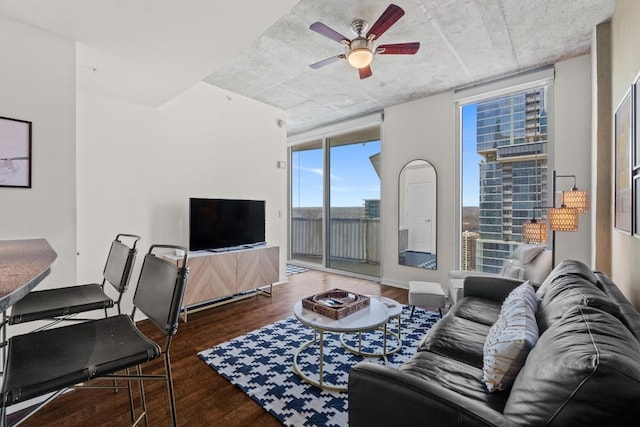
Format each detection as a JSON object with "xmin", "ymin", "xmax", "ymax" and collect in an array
[{"xmin": 483, "ymin": 281, "xmax": 539, "ymax": 392}]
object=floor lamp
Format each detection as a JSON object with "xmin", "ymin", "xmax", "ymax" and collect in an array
[{"xmin": 548, "ymin": 170, "xmax": 589, "ymax": 267}]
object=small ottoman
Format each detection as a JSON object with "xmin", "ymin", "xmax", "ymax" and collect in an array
[{"xmin": 408, "ymin": 281, "xmax": 446, "ymax": 318}]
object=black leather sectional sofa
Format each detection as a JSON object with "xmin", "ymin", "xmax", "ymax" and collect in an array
[{"xmin": 349, "ymin": 260, "xmax": 640, "ymax": 426}]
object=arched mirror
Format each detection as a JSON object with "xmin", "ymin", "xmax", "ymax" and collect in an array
[{"xmin": 399, "ymin": 160, "xmax": 437, "ymax": 269}]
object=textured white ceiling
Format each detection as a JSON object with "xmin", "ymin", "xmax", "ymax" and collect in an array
[{"xmin": 203, "ymin": 0, "xmax": 614, "ymax": 135}]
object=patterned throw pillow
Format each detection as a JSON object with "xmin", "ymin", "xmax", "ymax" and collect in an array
[{"xmin": 483, "ymin": 281, "xmax": 539, "ymax": 392}]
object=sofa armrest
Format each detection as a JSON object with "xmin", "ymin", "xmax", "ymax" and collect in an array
[
  {"xmin": 463, "ymin": 276, "xmax": 524, "ymax": 302},
  {"xmin": 349, "ymin": 363, "xmax": 517, "ymax": 427}
]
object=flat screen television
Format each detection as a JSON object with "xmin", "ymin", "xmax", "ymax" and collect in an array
[{"xmin": 189, "ymin": 198, "xmax": 265, "ymax": 251}]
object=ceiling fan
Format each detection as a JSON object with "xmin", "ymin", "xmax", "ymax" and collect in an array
[{"xmin": 309, "ymin": 4, "xmax": 420, "ymax": 79}]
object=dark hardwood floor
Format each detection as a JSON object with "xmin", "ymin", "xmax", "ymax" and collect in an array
[{"xmin": 19, "ymin": 269, "xmax": 409, "ymax": 426}]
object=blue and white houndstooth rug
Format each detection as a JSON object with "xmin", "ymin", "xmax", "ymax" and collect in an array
[
  {"xmin": 286, "ymin": 264, "xmax": 310, "ymax": 276},
  {"xmin": 198, "ymin": 305, "xmax": 440, "ymax": 427}
]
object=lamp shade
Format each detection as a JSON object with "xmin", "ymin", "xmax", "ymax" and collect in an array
[
  {"xmin": 562, "ymin": 189, "xmax": 589, "ymax": 213},
  {"xmin": 523, "ymin": 220, "xmax": 547, "ymax": 244},
  {"xmin": 549, "ymin": 206, "xmax": 578, "ymax": 231}
]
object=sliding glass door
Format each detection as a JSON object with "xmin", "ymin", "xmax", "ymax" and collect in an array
[
  {"xmin": 290, "ymin": 139, "xmax": 324, "ymax": 266},
  {"xmin": 327, "ymin": 130, "xmax": 381, "ymax": 276},
  {"xmin": 289, "ymin": 127, "xmax": 381, "ymax": 278}
]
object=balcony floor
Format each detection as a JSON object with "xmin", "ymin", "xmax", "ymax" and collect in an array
[{"xmin": 291, "ymin": 255, "xmax": 380, "ymax": 278}]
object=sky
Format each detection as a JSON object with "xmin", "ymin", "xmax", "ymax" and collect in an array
[
  {"xmin": 462, "ymin": 104, "xmax": 481, "ymax": 207},
  {"xmin": 291, "ymin": 106, "xmax": 481, "ymax": 208},
  {"xmin": 292, "ymin": 140, "xmax": 381, "ymax": 207}
]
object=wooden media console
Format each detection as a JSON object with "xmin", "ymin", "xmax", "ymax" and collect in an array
[{"xmin": 164, "ymin": 245, "xmax": 279, "ymax": 320}]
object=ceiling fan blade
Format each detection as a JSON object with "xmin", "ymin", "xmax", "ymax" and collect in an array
[
  {"xmin": 366, "ymin": 4, "xmax": 405, "ymax": 40},
  {"xmin": 376, "ymin": 42, "xmax": 420, "ymax": 55},
  {"xmin": 359, "ymin": 65, "xmax": 373, "ymax": 79},
  {"xmin": 310, "ymin": 22, "xmax": 350, "ymax": 44},
  {"xmin": 309, "ymin": 54, "xmax": 345, "ymax": 69}
]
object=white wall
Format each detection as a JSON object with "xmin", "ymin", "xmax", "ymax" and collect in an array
[
  {"xmin": 382, "ymin": 91, "xmax": 456, "ymax": 288},
  {"xmin": 151, "ymin": 82, "xmax": 287, "ymax": 255},
  {"xmin": 0, "ymin": 17, "xmax": 76, "ymax": 288},
  {"xmin": 77, "ymin": 82, "xmax": 288, "ymax": 315},
  {"xmin": 76, "ymin": 91, "xmax": 156, "ymax": 287},
  {"xmin": 380, "ymin": 56, "xmax": 593, "ymax": 289},
  {"xmin": 553, "ymin": 55, "xmax": 593, "ymax": 267},
  {"xmin": 609, "ymin": 0, "xmax": 640, "ymax": 307}
]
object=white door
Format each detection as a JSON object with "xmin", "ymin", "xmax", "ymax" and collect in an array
[{"xmin": 406, "ymin": 181, "xmax": 433, "ymax": 253}]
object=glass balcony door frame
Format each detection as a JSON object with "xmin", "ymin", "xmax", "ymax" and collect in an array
[{"xmin": 287, "ymin": 114, "xmax": 383, "ymax": 279}]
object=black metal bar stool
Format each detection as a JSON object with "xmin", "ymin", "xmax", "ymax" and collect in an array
[{"xmin": 0, "ymin": 244, "xmax": 189, "ymax": 426}]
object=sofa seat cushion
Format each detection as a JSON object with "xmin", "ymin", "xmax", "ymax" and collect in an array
[
  {"xmin": 447, "ymin": 296, "xmax": 502, "ymax": 326},
  {"xmin": 504, "ymin": 305, "xmax": 640, "ymax": 426},
  {"xmin": 418, "ymin": 314, "xmax": 491, "ymax": 369},
  {"xmin": 537, "ymin": 275, "xmax": 621, "ymax": 333},
  {"xmin": 399, "ymin": 350, "xmax": 510, "ymax": 414}
]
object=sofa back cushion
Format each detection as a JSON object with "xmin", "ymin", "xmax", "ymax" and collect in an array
[
  {"xmin": 536, "ymin": 272, "xmax": 621, "ymax": 334},
  {"xmin": 537, "ymin": 259, "xmax": 599, "ymax": 297},
  {"xmin": 594, "ymin": 271, "xmax": 640, "ymax": 342},
  {"xmin": 503, "ymin": 305, "xmax": 640, "ymax": 426}
]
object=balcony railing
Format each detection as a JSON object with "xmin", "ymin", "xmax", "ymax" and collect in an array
[{"xmin": 291, "ymin": 217, "xmax": 380, "ymax": 263}]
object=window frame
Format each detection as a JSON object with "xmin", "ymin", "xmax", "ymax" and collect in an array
[{"xmin": 454, "ymin": 68, "xmax": 555, "ymax": 271}]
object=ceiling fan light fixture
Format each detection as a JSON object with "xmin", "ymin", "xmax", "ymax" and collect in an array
[
  {"xmin": 309, "ymin": 5, "xmax": 418, "ymax": 78},
  {"xmin": 347, "ymin": 38, "xmax": 374, "ymax": 69},
  {"xmin": 347, "ymin": 48, "xmax": 373, "ymax": 68}
]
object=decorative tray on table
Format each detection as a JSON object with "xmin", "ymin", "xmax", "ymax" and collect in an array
[{"xmin": 302, "ymin": 288, "xmax": 370, "ymax": 320}]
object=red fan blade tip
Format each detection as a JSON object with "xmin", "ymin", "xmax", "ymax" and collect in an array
[
  {"xmin": 359, "ymin": 65, "xmax": 373, "ymax": 79},
  {"xmin": 366, "ymin": 4, "xmax": 405, "ymax": 40},
  {"xmin": 377, "ymin": 42, "xmax": 420, "ymax": 55}
]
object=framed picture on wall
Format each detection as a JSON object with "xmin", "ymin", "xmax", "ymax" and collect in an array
[
  {"xmin": 615, "ymin": 88, "xmax": 632, "ymax": 234},
  {"xmin": 635, "ymin": 175, "xmax": 640, "ymax": 237},
  {"xmin": 0, "ymin": 116, "xmax": 32, "ymax": 188},
  {"xmin": 635, "ymin": 72, "xmax": 640, "ymax": 237},
  {"xmin": 635, "ymin": 72, "xmax": 640, "ymax": 170}
]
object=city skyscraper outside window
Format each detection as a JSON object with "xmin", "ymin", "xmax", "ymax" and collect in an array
[{"xmin": 462, "ymin": 87, "xmax": 549, "ymax": 273}]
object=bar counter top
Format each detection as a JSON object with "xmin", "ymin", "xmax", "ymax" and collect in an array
[{"xmin": 0, "ymin": 238, "xmax": 57, "ymax": 312}]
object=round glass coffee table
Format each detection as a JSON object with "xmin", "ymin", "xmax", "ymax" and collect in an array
[{"xmin": 292, "ymin": 297, "xmax": 396, "ymax": 392}]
